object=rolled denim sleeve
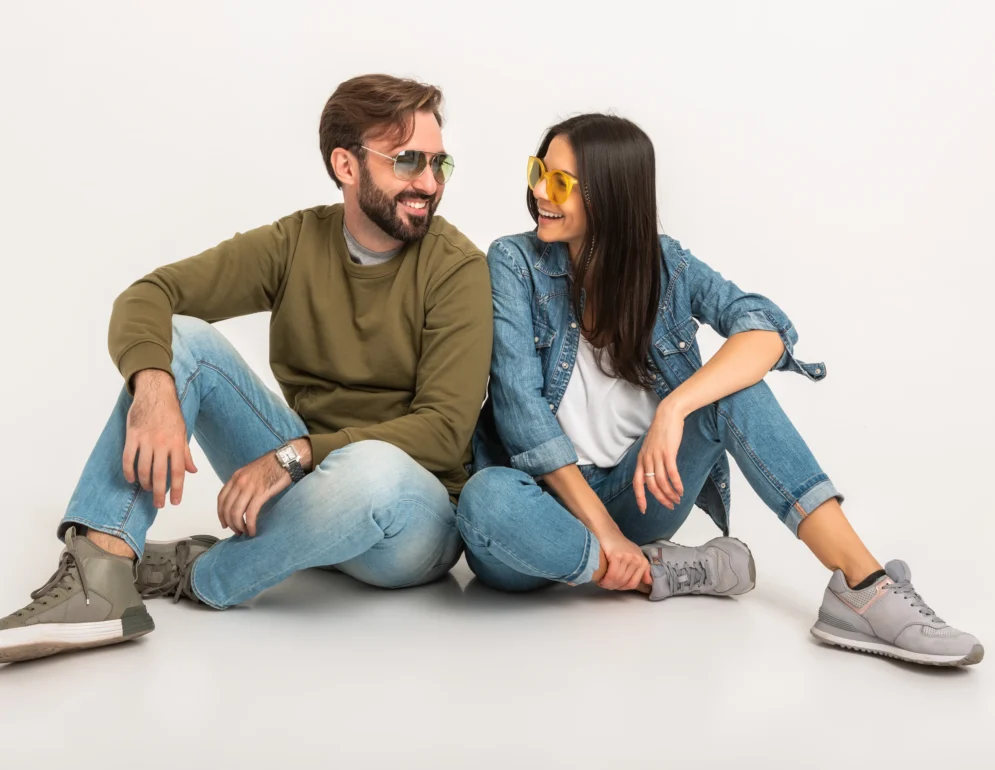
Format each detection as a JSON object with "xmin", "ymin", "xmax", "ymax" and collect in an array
[
  {"xmin": 486, "ymin": 240, "xmax": 579, "ymax": 475},
  {"xmin": 673, "ymin": 236, "xmax": 826, "ymax": 380}
]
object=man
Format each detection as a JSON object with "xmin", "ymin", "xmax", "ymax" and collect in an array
[{"xmin": 0, "ymin": 74, "xmax": 493, "ymax": 663}]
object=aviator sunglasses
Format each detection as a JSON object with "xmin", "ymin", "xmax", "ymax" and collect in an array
[{"xmin": 361, "ymin": 146, "xmax": 456, "ymax": 185}]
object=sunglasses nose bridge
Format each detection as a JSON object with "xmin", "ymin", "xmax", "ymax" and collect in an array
[
  {"xmin": 408, "ymin": 157, "xmax": 439, "ymax": 194},
  {"xmin": 532, "ymin": 174, "xmax": 550, "ymax": 201}
]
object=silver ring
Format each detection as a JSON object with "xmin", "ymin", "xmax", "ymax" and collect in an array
[{"xmin": 644, "ymin": 472, "xmax": 656, "ymax": 477}]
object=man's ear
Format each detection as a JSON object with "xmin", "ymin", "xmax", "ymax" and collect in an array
[{"xmin": 331, "ymin": 147, "xmax": 359, "ymax": 187}]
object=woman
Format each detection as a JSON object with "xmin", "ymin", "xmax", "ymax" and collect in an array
[{"xmin": 458, "ymin": 114, "xmax": 983, "ymax": 667}]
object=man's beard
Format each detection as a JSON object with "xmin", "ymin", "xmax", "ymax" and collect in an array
[{"xmin": 357, "ymin": 161, "xmax": 437, "ymax": 243}]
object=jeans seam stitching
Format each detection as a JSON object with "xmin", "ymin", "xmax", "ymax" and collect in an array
[
  {"xmin": 716, "ymin": 404, "xmax": 797, "ymax": 516},
  {"xmin": 194, "ymin": 360, "xmax": 293, "ymax": 445},
  {"xmin": 115, "ymin": 482, "xmax": 143, "ymax": 541}
]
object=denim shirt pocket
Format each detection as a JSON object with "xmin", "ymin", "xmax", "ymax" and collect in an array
[
  {"xmin": 654, "ymin": 317, "xmax": 703, "ymax": 384},
  {"xmin": 533, "ymin": 318, "xmax": 557, "ymax": 372}
]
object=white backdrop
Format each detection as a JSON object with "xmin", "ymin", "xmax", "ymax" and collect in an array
[
  {"xmin": 0, "ymin": 1, "xmax": 993, "ymax": 758},
  {"xmin": 2, "ymin": 0, "xmax": 992, "ymax": 564}
]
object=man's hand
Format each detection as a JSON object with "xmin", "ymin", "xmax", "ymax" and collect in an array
[
  {"xmin": 123, "ymin": 369, "xmax": 197, "ymax": 509},
  {"xmin": 217, "ymin": 438, "xmax": 312, "ymax": 537}
]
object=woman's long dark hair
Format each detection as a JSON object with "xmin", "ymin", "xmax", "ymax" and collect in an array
[{"xmin": 527, "ymin": 114, "xmax": 662, "ymax": 389}]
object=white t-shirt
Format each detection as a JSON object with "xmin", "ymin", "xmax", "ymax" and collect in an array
[{"xmin": 555, "ymin": 335, "xmax": 661, "ymax": 468}]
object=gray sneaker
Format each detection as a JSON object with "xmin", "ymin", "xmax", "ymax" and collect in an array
[
  {"xmin": 0, "ymin": 527, "xmax": 154, "ymax": 663},
  {"xmin": 136, "ymin": 536, "xmax": 219, "ymax": 603},
  {"xmin": 811, "ymin": 559, "xmax": 984, "ymax": 667},
  {"xmin": 641, "ymin": 537, "xmax": 756, "ymax": 601}
]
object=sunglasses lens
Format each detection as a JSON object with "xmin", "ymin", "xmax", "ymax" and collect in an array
[
  {"xmin": 432, "ymin": 154, "xmax": 455, "ymax": 184},
  {"xmin": 527, "ymin": 157, "xmax": 543, "ymax": 190},
  {"xmin": 548, "ymin": 171, "xmax": 571, "ymax": 204},
  {"xmin": 393, "ymin": 150, "xmax": 426, "ymax": 180}
]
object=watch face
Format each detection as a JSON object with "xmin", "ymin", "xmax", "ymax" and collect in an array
[{"xmin": 276, "ymin": 446, "xmax": 293, "ymax": 465}]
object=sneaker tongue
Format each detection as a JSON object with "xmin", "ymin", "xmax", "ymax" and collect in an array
[{"xmin": 885, "ymin": 559, "xmax": 912, "ymax": 583}]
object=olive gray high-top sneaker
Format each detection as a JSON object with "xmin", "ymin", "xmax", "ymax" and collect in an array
[
  {"xmin": 811, "ymin": 559, "xmax": 983, "ymax": 667},
  {"xmin": 136, "ymin": 536, "xmax": 219, "ymax": 603},
  {"xmin": 0, "ymin": 527, "xmax": 154, "ymax": 663}
]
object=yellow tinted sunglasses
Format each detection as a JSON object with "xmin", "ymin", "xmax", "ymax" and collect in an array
[{"xmin": 527, "ymin": 156, "xmax": 580, "ymax": 205}]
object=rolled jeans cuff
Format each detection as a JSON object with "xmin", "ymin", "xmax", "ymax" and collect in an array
[
  {"xmin": 565, "ymin": 530, "xmax": 601, "ymax": 585},
  {"xmin": 785, "ymin": 479, "xmax": 844, "ymax": 537}
]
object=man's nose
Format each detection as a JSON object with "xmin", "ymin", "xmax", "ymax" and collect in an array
[{"xmin": 410, "ymin": 162, "xmax": 439, "ymax": 196}]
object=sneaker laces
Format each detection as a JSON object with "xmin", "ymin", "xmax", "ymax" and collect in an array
[
  {"xmin": 660, "ymin": 559, "xmax": 711, "ymax": 595},
  {"xmin": 140, "ymin": 540, "xmax": 195, "ymax": 604},
  {"xmin": 20, "ymin": 549, "xmax": 92, "ymax": 616},
  {"xmin": 885, "ymin": 579, "xmax": 944, "ymax": 624}
]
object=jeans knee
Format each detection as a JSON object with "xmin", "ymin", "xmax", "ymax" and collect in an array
[
  {"xmin": 321, "ymin": 441, "xmax": 445, "ymax": 506},
  {"xmin": 716, "ymin": 379, "xmax": 775, "ymax": 414},
  {"xmin": 456, "ymin": 467, "xmax": 527, "ymax": 543},
  {"xmin": 329, "ymin": 440, "xmax": 415, "ymax": 476},
  {"xmin": 335, "ymin": 503, "xmax": 461, "ymax": 589},
  {"xmin": 305, "ymin": 441, "xmax": 449, "ymax": 534}
]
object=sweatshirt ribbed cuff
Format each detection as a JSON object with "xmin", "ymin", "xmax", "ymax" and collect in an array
[
  {"xmin": 117, "ymin": 342, "xmax": 173, "ymax": 395},
  {"xmin": 307, "ymin": 431, "xmax": 352, "ymax": 468}
]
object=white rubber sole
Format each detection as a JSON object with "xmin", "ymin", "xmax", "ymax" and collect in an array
[
  {"xmin": 0, "ymin": 617, "xmax": 152, "ymax": 663},
  {"xmin": 811, "ymin": 625, "xmax": 984, "ymax": 667}
]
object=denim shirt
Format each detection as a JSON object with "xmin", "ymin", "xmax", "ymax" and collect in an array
[{"xmin": 471, "ymin": 230, "xmax": 827, "ymax": 535}]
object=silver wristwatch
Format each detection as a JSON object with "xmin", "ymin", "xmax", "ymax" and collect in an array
[{"xmin": 275, "ymin": 442, "xmax": 307, "ymax": 483}]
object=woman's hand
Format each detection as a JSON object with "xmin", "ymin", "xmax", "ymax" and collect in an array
[
  {"xmin": 633, "ymin": 398, "xmax": 686, "ymax": 513},
  {"xmin": 596, "ymin": 527, "xmax": 652, "ymax": 591}
]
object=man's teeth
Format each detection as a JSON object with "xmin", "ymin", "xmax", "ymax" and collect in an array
[
  {"xmin": 401, "ymin": 200, "xmax": 427, "ymax": 209},
  {"xmin": 539, "ymin": 209, "xmax": 563, "ymax": 219}
]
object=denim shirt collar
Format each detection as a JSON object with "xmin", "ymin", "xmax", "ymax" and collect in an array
[{"xmin": 532, "ymin": 235, "xmax": 571, "ymax": 278}]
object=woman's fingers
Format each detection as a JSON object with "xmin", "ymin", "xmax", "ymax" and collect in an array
[
  {"xmin": 623, "ymin": 561, "xmax": 648, "ymax": 591},
  {"xmin": 645, "ymin": 475, "xmax": 670, "ymax": 509},
  {"xmin": 665, "ymin": 452, "xmax": 684, "ymax": 499},
  {"xmin": 654, "ymin": 456, "xmax": 680, "ymax": 506},
  {"xmin": 633, "ymin": 465, "xmax": 649, "ymax": 513}
]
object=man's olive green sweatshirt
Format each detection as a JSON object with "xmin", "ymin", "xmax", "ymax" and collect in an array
[{"xmin": 108, "ymin": 204, "xmax": 493, "ymax": 500}]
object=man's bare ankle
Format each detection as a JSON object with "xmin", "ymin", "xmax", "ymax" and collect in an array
[{"xmin": 84, "ymin": 530, "xmax": 136, "ymax": 560}]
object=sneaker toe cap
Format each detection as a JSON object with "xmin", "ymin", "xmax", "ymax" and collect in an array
[{"xmin": 895, "ymin": 624, "xmax": 983, "ymax": 658}]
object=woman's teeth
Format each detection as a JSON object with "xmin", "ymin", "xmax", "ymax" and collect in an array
[{"xmin": 538, "ymin": 208, "xmax": 563, "ymax": 219}]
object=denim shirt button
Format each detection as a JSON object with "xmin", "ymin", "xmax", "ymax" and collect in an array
[
  {"xmin": 815, "ymin": 368, "xmax": 822, "ymax": 375},
  {"xmin": 548, "ymin": 403, "xmax": 555, "ymax": 411},
  {"xmin": 570, "ymin": 322, "xmax": 578, "ymax": 329},
  {"xmin": 720, "ymin": 482, "xmax": 727, "ymax": 489},
  {"xmin": 678, "ymin": 341, "xmax": 686, "ymax": 349},
  {"xmin": 561, "ymin": 362, "xmax": 569, "ymax": 369},
  {"xmin": 534, "ymin": 336, "xmax": 539, "ymax": 343}
]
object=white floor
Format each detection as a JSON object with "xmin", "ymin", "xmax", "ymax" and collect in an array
[{"xmin": 2, "ymin": 503, "xmax": 992, "ymax": 770}]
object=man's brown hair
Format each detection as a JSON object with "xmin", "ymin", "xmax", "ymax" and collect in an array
[{"xmin": 319, "ymin": 74, "xmax": 444, "ymax": 188}]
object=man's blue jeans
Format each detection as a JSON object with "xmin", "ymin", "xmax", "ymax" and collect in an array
[
  {"xmin": 59, "ymin": 316, "xmax": 462, "ymax": 609},
  {"xmin": 456, "ymin": 381, "xmax": 842, "ymax": 591}
]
